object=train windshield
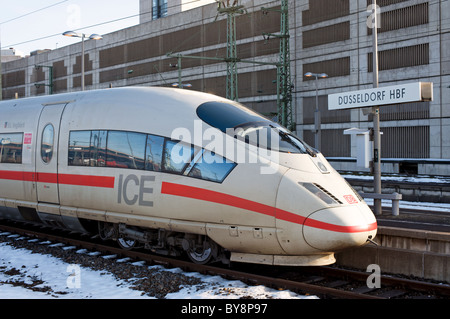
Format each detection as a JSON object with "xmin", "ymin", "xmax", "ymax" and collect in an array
[{"xmin": 197, "ymin": 101, "xmax": 316, "ymax": 155}]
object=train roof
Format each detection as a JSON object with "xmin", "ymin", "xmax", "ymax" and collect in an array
[
  {"xmin": 0, "ymin": 86, "xmax": 228, "ymax": 110},
  {"xmin": 0, "ymin": 87, "xmax": 241, "ymax": 141}
]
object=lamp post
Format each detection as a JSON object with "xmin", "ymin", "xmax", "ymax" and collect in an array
[
  {"xmin": 304, "ymin": 72, "xmax": 328, "ymax": 150},
  {"xmin": 371, "ymin": 0, "xmax": 382, "ymax": 215},
  {"xmin": 63, "ymin": 31, "xmax": 102, "ymax": 91}
]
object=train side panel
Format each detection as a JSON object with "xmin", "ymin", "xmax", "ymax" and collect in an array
[
  {"xmin": 0, "ymin": 100, "xmax": 42, "ymax": 222},
  {"xmin": 0, "ymin": 87, "xmax": 377, "ymax": 266},
  {"xmin": 55, "ymin": 92, "xmax": 287, "ymax": 253}
]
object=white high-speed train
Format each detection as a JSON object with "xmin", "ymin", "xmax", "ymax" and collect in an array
[{"xmin": 0, "ymin": 87, "xmax": 377, "ymax": 265}]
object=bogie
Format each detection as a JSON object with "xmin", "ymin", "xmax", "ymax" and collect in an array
[{"xmin": 97, "ymin": 221, "xmax": 228, "ymax": 265}]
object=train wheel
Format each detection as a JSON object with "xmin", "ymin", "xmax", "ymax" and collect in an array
[
  {"xmin": 187, "ymin": 246, "xmax": 213, "ymax": 264},
  {"xmin": 185, "ymin": 237, "xmax": 218, "ymax": 265},
  {"xmin": 117, "ymin": 238, "xmax": 137, "ymax": 250}
]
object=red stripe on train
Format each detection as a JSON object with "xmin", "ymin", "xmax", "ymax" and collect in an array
[
  {"xmin": 0, "ymin": 170, "xmax": 115, "ymax": 188},
  {"xmin": 161, "ymin": 182, "xmax": 377, "ymax": 233}
]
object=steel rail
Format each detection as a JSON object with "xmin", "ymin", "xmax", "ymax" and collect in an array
[
  {"xmin": 319, "ymin": 266, "xmax": 450, "ymax": 298},
  {"xmin": 0, "ymin": 222, "xmax": 382, "ymax": 299},
  {"xmin": 2, "ymin": 222, "xmax": 449, "ymax": 299}
]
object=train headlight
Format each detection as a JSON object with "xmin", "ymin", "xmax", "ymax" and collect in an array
[{"xmin": 299, "ymin": 183, "xmax": 342, "ymax": 205}]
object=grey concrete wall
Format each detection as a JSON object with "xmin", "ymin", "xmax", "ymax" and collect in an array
[
  {"xmin": 2, "ymin": 0, "xmax": 449, "ymax": 174},
  {"xmin": 336, "ymin": 226, "xmax": 450, "ymax": 283}
]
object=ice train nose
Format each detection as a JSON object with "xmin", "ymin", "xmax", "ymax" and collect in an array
[{"xmin": 302, "ymin": 206, "xmax": 377, "ymax": 251}]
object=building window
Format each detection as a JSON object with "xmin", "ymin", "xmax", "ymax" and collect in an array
[
  {"xmin": 152, "ymin": 0, "xmax": 168, "ymax": 20},
  {"xmin": 368, "ymin": 43, "xmax": 429, "ymax": 72}
]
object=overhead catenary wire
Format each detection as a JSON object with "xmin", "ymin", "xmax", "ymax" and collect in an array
[
  {"xmin": 2, "ymin": 0, "xmax": 449, "ymax": 54},
  {"xmin": 0, "ymin": 0, "xmax": 69, "ymax": 25},
  {"xmin": 3, "ymin": 6, "xmax": 447, "ymax": 77},
  {"xmin": 1, "ymin": 0, "xmax": 216, "ymax": 49},
  {"xmin": 2, "ymin": 0, "xmax": 285, "ymax": 64},
  {"xmin": 2, "ymin": 0, "xmax": 448, "ymax": 89}
]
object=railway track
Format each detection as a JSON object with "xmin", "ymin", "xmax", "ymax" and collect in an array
[
  {"xmin": 1, "ymin": 220, "xmax": 449, "ymax": 299},
  {"xmin": 373, "ymin": 205, "xmax": 450, "ymax": 232}
]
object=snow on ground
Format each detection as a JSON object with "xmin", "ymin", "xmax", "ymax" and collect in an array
[
  {"xmin": 0, "ymin": 238, "xmax": 316, "ymax": 299},
  {"xmin": 363, "ymin": 198, "xmax": 450, "ymax": 212},
  {"xmin": 342, "ymin": 173, "xmax": 450, "ymax": 184}
]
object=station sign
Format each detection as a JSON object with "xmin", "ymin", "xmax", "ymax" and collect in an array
[{"xmin": 328, "ymin": 82, "xmax": 433, "ymax": 110}]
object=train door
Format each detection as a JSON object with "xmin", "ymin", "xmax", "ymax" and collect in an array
[{"xmin": 35, "ymin": 102, "xmax": 68, "ymax": 204}]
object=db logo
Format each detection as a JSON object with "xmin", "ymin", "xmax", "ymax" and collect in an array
[{"xmin": 344, "ymin": 195, "xmax": 358, "ymax": 204}]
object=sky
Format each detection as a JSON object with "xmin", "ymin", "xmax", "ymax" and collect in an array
[{"xmin": 0, "ymin": 0, "xmax": 140, "ymax": 56}]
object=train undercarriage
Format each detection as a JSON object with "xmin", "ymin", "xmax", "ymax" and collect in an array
[{"xmin": 97, "ymin": 221, "xmax": 229, "ymax": 265}]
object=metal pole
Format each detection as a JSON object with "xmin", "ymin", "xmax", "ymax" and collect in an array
[
  {"xmin": 372, "ymin": 0, "xmax": 382, "ymax": 215},
  {"xmin": 314, "ymin": 76, "xmax": 321, "ymax": 150},
  {"xmin": 48, "ymin": 66, "xmax": 53, "ymax": 95},
  {"xmin": 0, "ymin": 26, "xmax": 2, "ymax": 101},
  {"xmin": 81, "ymin": 33, "xmax": 85, "ymax": 91},
  {"xmin": 226, "ymin": 8, "xmax": 238, "ymax": 101},
  {"xmin": 178, "ymin": 55, "xmax": 182, "ymax": 88},
  {"xmin": 266, "ymin": 0, "xmax": 293, "ymax": 131}
]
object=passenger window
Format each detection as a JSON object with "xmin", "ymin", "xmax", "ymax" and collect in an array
[
  {"xmin": 41, "ymin": 124, "xmax": 54, "ymax": 164},
  {"xmin": 188, "ymin": 151, "xmax": 236, "ymax": 183},
  {"xmin": 163, "ymin": 140, "xmax": 195, "ymax": 174},
  {"xmin": 145, "ymin": 134, "xmax": 164, "ymax": 172},
  {"xmin": 107, "ymin": 131, "xmax": 146, "ymax": 170},
  {"xmin": 90, "ymin": 130, "xmax": 107, "ymax": 166},
  {"xmin": 0, "ymin": 133, "xmax": 23, "ymax": 164},
  {"xmin": 66, "ymin": 130, "xmax": 236, "ymax": 182},
  {"xmin": 68, "ymin": 131, "xmax": 91, "ymax": 166}
]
